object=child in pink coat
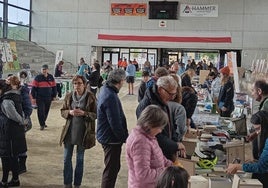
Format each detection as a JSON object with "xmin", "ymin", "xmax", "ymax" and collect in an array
[{"xmin": 126, "ymin": 105, "xmax": 173, "ymax": 188}]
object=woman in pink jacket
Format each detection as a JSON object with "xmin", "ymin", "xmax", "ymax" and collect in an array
[{"xmin": 126, "ymin": 105, "xmax": 173, "ymax": 188}]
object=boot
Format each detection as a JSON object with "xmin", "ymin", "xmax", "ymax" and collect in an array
[
  {"xmin": 7, "ymin": 179, "xmax": 20, "ymax": 187},
  {"xmin": 18, "ymin": 156, "xmax": 27, "ymax": 174}
]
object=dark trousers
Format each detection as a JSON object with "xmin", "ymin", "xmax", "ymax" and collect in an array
[
  {"xmin": 101, "ymin": 144, "xmax": 122, "ymax": 188},
  {"xmin": 36, "ymin": 98, "xmax": 52, "ymax": 127},
  {"xmin": 56, "ymin": 83, "xmax": 62, "ymax": 98},
  {"xmin": 1, "ymin": 156, "xmax": 19, "ymax": 182}
]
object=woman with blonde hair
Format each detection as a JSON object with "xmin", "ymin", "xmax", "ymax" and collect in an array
[
  {"xmin": 217, "ymin": 66, "xmax": 234, "ymax": 117},
  {"xmin": 126, "ymin": 105, "xmax": 173, "ymax": 188}
]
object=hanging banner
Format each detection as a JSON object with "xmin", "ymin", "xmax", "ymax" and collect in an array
[
  {"xmin": 227, "ymin": 51, "xmax": 240, "ymax": 93},
  {"xmin": 111, "ymin": 3, "xmax": 147, "ymax": 16},
  {"xmin": 55, "ymin": 50, "xmax": 63, "ymax": 65},
  {"xmin": 180, "ymin": 4, "xmax": 218, "ymax": 17},
  {"xmin": 0, "ymin": 41, "xmax": 20, "ymax": 71}
]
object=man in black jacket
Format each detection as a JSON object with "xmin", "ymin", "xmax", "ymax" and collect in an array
[{"xmin": 136, "ymin": 75, "xmax": 186, "ymax": 161}]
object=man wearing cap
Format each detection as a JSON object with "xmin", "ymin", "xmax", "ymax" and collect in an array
[
  {"xmin": 31, "ymin": 64, "xmax": 57, "ymax": 130},
  {"xmin": 217, "ymin": 66, "xmax": 234, "ymax": 117}
]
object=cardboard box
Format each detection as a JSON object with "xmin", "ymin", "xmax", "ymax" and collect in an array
[
  {"xmin": 182, "ymin": 138, "xmax": 198, "ymax": 156},
  {"xmin": 224, "ymin": 141, "xmax": 245, "ymax": 164},
  {"xmin": 178, "ymin": 157, "xmax": 197, "ymax": 176},
  {"xmin": 189, "ymin": 175, "xmax": 209, "ymax": 188},
  {"xmin": 232, "ymin": 174, "xmax": 263, "ymax": 188}
]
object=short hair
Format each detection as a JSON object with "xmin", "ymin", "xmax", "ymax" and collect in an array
[
  {"xmin": 208, "ymin": 71, "xmax": 216, "ymax": 78},
  {"xmin": 58, "ymin": 60, "xmax": 64, "ymax": 65},
  {"xmin": 72, "ymin": 75, "xmax": 87, "ymax": 85},
  {"xmin": 142, "ymin": 71, "xmax": 150, "ymax": 77},
  {"xmin": 19, "ymin": 70, "xmax": 28, "ymax": 79},
  {"xmin": 0, "ymin": 79, "xmax": 12, "ymax": 94},
  {"xmin": 137, "ymin": 105, "xmax": 168, "ymax": 130},
  {"xmin": 155, "ymin": 67, "xmax": 169, "ymax": 78},
  {"xmin": 156, "ymin": 75, "xmax": 178, "ymax": 90},
  {"xmin": 93, "ymin": 62, "xmax": 100, "ymax": 72},
  {"xmin": 7, "ymin": 75, "xmax": 20, "ymax": 87},
  {"xmin": 156, "ymin": 166, "xmax": 189, "ymax": 188},
  {"xmin": 107, "ymin": 69, "xmax": 126, "ymax": 85},
  {"xmin": 254, "ymin": 80, "xmax": 268, "ymax": 95}
]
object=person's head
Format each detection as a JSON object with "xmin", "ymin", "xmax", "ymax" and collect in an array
[
  {"xmin": 210, "ymin": 67, "xmax": 219, "ymax": 75},
  {"xmin": 208, "ymin": 71, "xmax": 217, "ymax": 81},
  {"xmin": 252, "ymin": 80, "xmax": 268, "ymax": 102},
  {"xmin": 186, "ymin": 67, "xmax": 195, "ymax": 78},
  {"xmin": 0, "ymin": 79, "xmax": 12, "ymax": 95},
  {"xmin": 219, "ymin": 66, "xmax": 230, "ymax": 84},
  {"xmin": 72, "ymin": 75, "xmax": 87, "ymax": 95},
  {"xmin": 19, "ymin": 70, "xmax": 28, "ymax": 79},
  {"xmin": 155, "ymin": 67, "xmax": 169, "ymax": 78},
  {"xmin": 92, "ymin": 62, "xmax": 100, "ymax": 72},
  {"xmin": 137, "ymin": 105, "xmax": 168, "ymax": 136},
  {"xmin": 187, "ymin": 59, "xmax": 191, "ymax": 65},
  {"xmin": 41, "ymin": 64, "xmax": 49, "ymax": 76},
  {"xmin": 170, "ymin": 62, "xmax": 179, "ymax": 73},
  {"xmin": 107, "ymin": 69, "xmax": 126, "ymax": 90},
  {"xmin": 142, "ymin": 71, "xmax": 150, "ymax": 82},
  {"xmin": 157, "ymin": 75, "xmax": 178, "ymax": 103},
  {"xmin": 80, "ymin": 57, "xmax": 85, "ymax": 64},
  {"xmin": 6, "ymin": 75, "xmax": 20, "ymax": 89},
  {"xmin": 156, "ymin": 166, "xmax": 189, "ymax": 188},
  {"xmin": 58, "ymin": 60, "xmax": 64, "ymax": 66}
]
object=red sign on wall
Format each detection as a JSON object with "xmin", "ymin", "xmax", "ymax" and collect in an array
[{"xmin": 111, "ymin": 3, "xmax": 147, "ymax": 16}]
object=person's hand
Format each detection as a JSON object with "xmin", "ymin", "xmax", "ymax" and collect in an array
[
  {"xmin": 70, "ymin": 108, "xmax": 85, "ymax": 116},
  {"xmin": 221, "ymin": 106, "xmax": 227, "ymax": 111},
  {"xmin": 177, "ymin": 142, "xmax": 186, "ymax": 158},
  {"xmin": 225, "ymin": 164, "xmax": 242, "ymax": 174},
  {"xmin": 32, "ymin": 99, "xmax": 36, "ymax": 104}
]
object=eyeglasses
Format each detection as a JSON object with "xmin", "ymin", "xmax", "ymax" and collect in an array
[
  {"xmin": 161, "ymin": 87, "xmax": 177, "ymax": 98},
  {"xmin": 73, "ymin": 82, "xmax": 83, "ymax": 85}
]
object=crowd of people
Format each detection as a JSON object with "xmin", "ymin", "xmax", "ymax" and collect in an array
[{"xmin": 0, "ymin": 56, "xmax": 268, "ymax": 188}]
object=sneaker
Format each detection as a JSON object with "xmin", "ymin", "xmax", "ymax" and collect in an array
[
  {"xmin": 7, "ymin": 179, "xmax": 20, "ymax": 187},
  {"xmin": 44, "ymin": 125, "xmax": 48, "ymax": 128},
  {"xmin": 40, "ymin": 126, "xmax": 44, "ymax": 130}
]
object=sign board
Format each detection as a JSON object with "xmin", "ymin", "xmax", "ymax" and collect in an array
[
  {"xmin": 199, "ymin": 70, "xmax": 210, "ymax": 84},
  {"xmin": 180, "ymin": 4, "xmax": 218, "ymax": 17},
  {"xmin": 55, "ymin": 50, "xmax": 63, "ymax": 65},
  {"xmin": 111, "ymin": 3, "xmax": 147, "ymax": 16}
]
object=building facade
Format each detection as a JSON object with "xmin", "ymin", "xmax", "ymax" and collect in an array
[{"xmin": 32, "ymin": 0, "xmax": 268, "ymax": 69}]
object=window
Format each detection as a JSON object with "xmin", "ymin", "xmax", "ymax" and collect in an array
[
  {"xmin": 8, "ymin": 6, "xmax": 29, "ymax": 25},
  {"xmin": 0, "ymin": 0, "xmax": 31, "ymax": 40},
  {"xmin": 8, "ymin": 0, "xmax": 30, "ymax": 9}
]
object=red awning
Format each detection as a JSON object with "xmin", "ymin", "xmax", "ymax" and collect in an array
[{"xmin": 98, "ymin": 31, "xmax": 231, "ymax": 43}]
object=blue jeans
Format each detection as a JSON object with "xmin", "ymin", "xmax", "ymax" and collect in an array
[{"xmin": 64, "ymin": 144, "xmax": 85, "ymax": 186}]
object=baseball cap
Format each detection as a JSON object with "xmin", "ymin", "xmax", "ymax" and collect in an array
[{"xmin": 42, "ymin": 64, "xmax": 49, "ymax": 69}]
